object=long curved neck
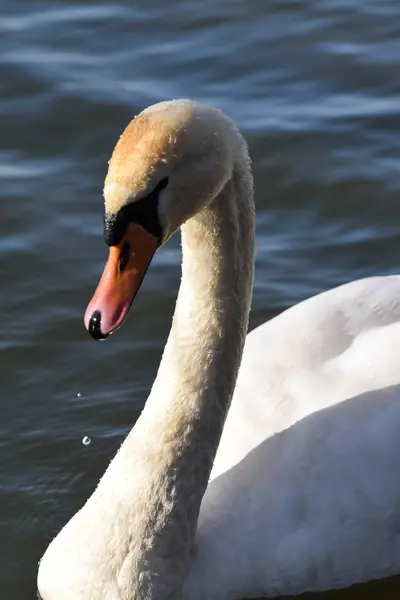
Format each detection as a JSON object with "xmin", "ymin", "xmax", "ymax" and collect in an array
[{"xmin": 98, "ymin": 158, "xmax": 254, "ymax": 598}]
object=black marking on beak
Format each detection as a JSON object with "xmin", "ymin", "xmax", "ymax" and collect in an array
[{"xmin": 88, "ymin": 310, "xmax": 109, "ymax": 341}]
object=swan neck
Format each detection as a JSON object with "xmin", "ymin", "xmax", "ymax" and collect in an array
[
  {"xmin": 102, "ymin": 156, "xmax": 254, "ymax": 599},
  {"xmin": 149, "ymin": 166, "xmax": 255, "ymax": 440}
]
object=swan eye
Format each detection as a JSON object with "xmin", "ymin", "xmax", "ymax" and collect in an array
[
  {"xmin": 119, "ymin": 241, "xmax": 131, "ymax": 272},
  {"xmin": 158, "ymin": 177, "xmax": 169, "ymax": 191},
  {"xmin": 104, "ymin": 177, "xmax": 169, "ymax": 247}
]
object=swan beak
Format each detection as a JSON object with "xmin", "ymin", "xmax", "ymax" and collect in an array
[{"xmin": 84, "ymin": 224, "xmax": 159, "ymax": 340}]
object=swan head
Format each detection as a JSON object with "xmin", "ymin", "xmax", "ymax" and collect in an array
[{"xmin": 84, "ymin": 99, "xmax": 239, "ymax": 340}]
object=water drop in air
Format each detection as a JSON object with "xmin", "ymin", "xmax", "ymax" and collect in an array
[{"xmin": 82, "ymin": 436, "xmax": 91, "ymax": 446}]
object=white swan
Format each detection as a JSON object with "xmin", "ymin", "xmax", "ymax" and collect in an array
[{"xmin": 38, "ymin": 100, "xmax": 400, "ymax": 600}]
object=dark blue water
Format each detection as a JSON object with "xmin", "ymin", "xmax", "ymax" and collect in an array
[{"xmin": 1, "ymin": 1, "xmax": 399, "ymax": 598}]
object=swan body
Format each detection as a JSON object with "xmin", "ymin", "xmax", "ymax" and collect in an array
[
  {"xmin": 194, "ymin": 275, "xmax": 400, "ymax": 599},
  {"xmin": 38, "ymin": 100, "xmax": 400, "ymax": 600}
]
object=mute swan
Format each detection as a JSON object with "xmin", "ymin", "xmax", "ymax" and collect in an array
[{"xmin": 38, "ymin": 100, "xmax": 400, "ymax": 600}]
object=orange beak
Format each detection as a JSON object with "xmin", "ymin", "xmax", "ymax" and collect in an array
[{"xmin": 84, "ymin": 224, "xmax": 159, "ymax": 339}]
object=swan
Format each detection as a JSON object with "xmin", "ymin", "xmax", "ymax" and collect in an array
[{"xmin": 38, "ymin": 99, "xmax": 400, "ymax": 600}]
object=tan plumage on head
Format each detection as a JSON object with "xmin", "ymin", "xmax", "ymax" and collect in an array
[{"xmin": 103, "ymin": 100, "xmax": 236, "ymax": 222}]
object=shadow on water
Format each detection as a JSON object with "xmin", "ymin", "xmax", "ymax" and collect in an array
[
  {"xmin": 271, "ymin": 574, "xmax": 400, "ymax": 599},
  {"xmin": 249, "ymin": 574, "xmax": 400, "ymax": 599},
  {"xmin": 37, "ymin": 576, "xmax": 400, "ymax": 600}
]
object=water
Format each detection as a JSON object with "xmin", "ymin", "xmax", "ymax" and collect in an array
[{"xmin": 1, "ymin": 1, "xmax": 399, "ymax": 598}]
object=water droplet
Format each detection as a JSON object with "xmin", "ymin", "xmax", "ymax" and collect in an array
[
  {"xmin": 82, "ymin": 436, "xmax": 91, "ymax": 446},
  {"xmin": 76, "ymin": 392, "xmax": 81, "ymax": 397}
]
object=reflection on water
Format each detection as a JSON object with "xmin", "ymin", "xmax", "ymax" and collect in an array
[{"xmin": 1, "ymin": 0, "xmax": 399, "ymax": 598}]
